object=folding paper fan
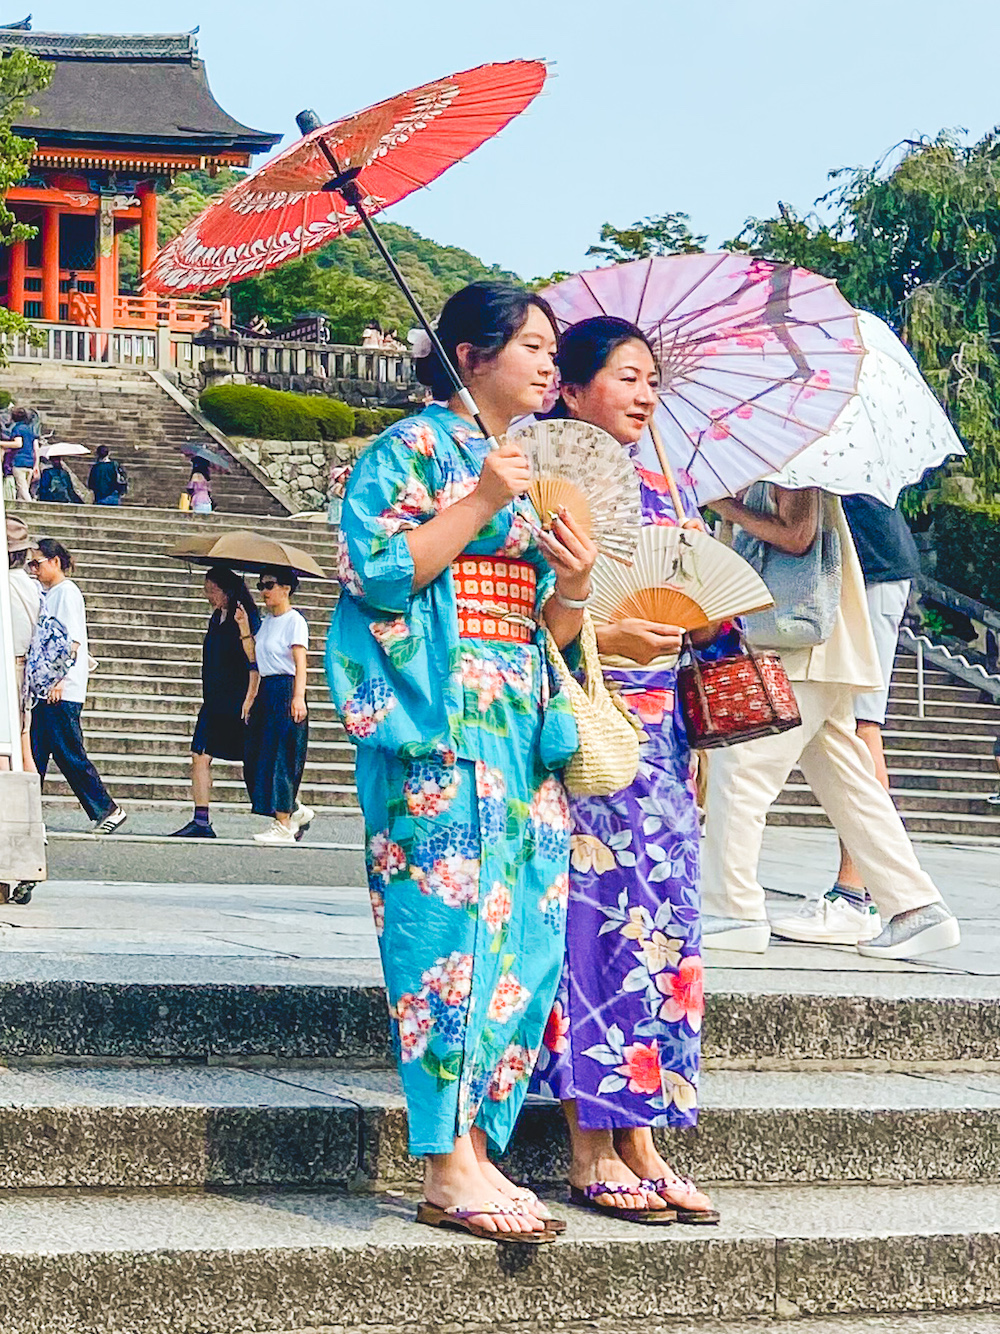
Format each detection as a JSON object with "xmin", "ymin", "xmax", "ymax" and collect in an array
[
  {"xmin": 510, "ymin": 419, "xmax": 643, "ymax": 564},
  {"xmin": 590, "ymin": 526, "xmax": 774, "ymax": 632}
]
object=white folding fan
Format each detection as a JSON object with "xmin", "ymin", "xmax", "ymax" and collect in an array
[
  {"xmin": 509, "ymin": 419, "xmax": 643, "ymax": 564},
  {"xmin": 589, "ymin": 525, "xmax": 774, "ymax": 632}
]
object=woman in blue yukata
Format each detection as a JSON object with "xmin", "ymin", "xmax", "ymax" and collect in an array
[
  {"xmin": 327, "ymin": 283, "xmax": 598, "ymax": 1242},
  {"xmin": 531, "ymin": 317, "xmax": 721, "ymax": 1225}
]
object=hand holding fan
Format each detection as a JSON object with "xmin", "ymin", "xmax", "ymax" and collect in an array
[
  {"xmin": 509, "ymin": 419, "xmax": 643, "ymax": 564},
  {"xmin": 590, "ymin": 526, "xmax": 774, "ymax": 634}
]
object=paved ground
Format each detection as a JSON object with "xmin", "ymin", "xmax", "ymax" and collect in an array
[{"xmin": 4, "ymin": 827, "xmax": 997, "ymax": 986}]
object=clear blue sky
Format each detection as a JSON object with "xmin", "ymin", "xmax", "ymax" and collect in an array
[{"xmin": 18, "ymin": 1, "xmax": 1000, "ymax": 278}]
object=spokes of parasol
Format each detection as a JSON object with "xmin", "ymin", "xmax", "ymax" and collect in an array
[
  {"xmin": 179, "ymin": 443, "xmax": 234, "ymax": 473},
  {"xmin": 146, "ymin": 61, "xmax": 548, "ymax": 446},
  {"xmin": 39, "ymin": 442, "xmax": 90, "ymax": 459},
  {"xmin": 764, "ymin": 310, "xmax": 966, "ymax": 506},
  {"xmin": 542, "ymin": 254, "xmax": 866, "ymax": 505},
  {"xmin": 167, "ymin": 530, "xmax": 326, "ymax": 579}
]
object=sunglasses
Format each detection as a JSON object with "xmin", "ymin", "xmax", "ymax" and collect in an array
[{"xmin": 257, "ymin": 577, "xmax": 279, "ymax": 591}]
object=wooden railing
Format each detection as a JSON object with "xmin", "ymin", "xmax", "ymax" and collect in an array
[
  {"xmin": 114, "ymin": 294, "xmax": 231, "ymax": 332},
  {"xmin": 1, "ymin": 323, "xmax": 161, "ymax": 366}
]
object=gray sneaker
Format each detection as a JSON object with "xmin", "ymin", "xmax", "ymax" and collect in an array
[
  {"xmin": 702, "ymin": 915, "xmax": 770, "ymax": 953},
  {"xmin": 856, "ymin": 902, "xmax": 961, "ymax": 960}
]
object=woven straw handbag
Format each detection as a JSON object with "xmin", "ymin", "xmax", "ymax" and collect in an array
[{"xmin": 544, "ymin": 611, "xmax": 641, "ymax": 796}]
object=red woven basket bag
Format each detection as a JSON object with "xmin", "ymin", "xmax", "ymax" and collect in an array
[{"xmin": 677, "ymin": 633, "xmax": 802, "ymax": 750}]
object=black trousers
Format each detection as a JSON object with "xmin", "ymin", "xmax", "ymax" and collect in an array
[{"xmin": 31, "ymin": 700, "xmax": 114, "ymax": 822}]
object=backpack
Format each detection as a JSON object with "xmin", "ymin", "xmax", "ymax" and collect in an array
[
  {"xmin": 113, "ymin": 462, "xmax": 128, "ymax": 495},
  {"xmin": 23, "ymin": 611, "xmax": 76, "ymax": 706}
]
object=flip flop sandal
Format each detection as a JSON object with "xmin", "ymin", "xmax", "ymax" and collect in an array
[
  {"xmin": 569, "ymin": 1182, "xmax": 676, "ymax": 1224},
  {"xmin": 640, "ymin": 1175, "xmax": 720, "ymax": 1225},
  {"xmin": 509, "ymin": 1186, "xmax": 566, "ymax": 1233},
  {"xmin": 416, "ymin": 1199, "xmax": 556, "ymax": 1244}
]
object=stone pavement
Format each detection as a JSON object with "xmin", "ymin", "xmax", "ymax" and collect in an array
[
  {"xmin": 1, "ymin": 826, "xmax": 998, "ymax": 1333},
  {"xmin": 14, "ymin": 825, "xmax": 999, "ymax": 980}
]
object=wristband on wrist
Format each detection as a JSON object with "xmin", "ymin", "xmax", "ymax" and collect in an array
[{"xmin": 555, "ymin": 590, "xmax": 591, "ymax": 609}]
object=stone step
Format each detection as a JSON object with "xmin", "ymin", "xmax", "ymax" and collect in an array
[
  {"xmin": 881, "ymin": 713, "xmax": 1000, "ymax": 736},
  {"xmin": 881, "ymin": 729, "xmax": 999, "ymax": 754},
  {"xmin": 71, "ymin": 731, "xmax": 353, "ymax": 760},
  {"xmin": 1, "ymin": 971, "xmax": 995, "ymax": 1064},
  {"xmin": 40, "ymin": 773, "xmax": 358, "ymax": 807},
  {"xmin": 888, "ymin": 698, "xmax": 1000, "ymax": 719},
  {"xmin": 84, "ymin": 689, "xmax": 340, "ymax": 718},
  {"xmin": 767, "ymin": 803, "xmax": 1000, "ymax": 838},
  {"xmin": 0, "ymin": 1182, "xmax": 996, "ymax": 1333},
  {"xmin": 0, "ymin": 1065, "xmax": 997, "ymax": 1193},
  {"xmin": 780, "ymin": 780, "xmax": 1000, "ymax": 816},
  {"xmin": 81, "ymin": 709, "xmax": 348, "ymax": 741},
  {"xmin": 882, "ymin": 749, "xmax": 999, "ymax": 772}
]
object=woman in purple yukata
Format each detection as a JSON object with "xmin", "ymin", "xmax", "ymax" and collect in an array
[{"xmin": 531, "ymin": 317, "xmax": 720, "ymax": 1224}]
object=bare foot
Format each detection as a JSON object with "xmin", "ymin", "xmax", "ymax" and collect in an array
[
  {"xmin": 615, "ymin": 1127, "xmax": 714, "ymax": 1212},
  {"xmin": 424, "ymin": 1139, "xmax": 545, "ymax": 1235},
  {"xmin": 469, "ymin": 1127, "xmax": 554, "ymax": 1221},
  {"xmin": 562, "ymin": 1102, "xmax": 667, "ymax": 1212},
  {"xmin": 569, "ymin": 1149, "xmax": 668, "ymax": 1212}
]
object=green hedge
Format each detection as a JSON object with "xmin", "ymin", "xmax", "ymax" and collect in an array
[
  {"xmin": 932, "ymin": 500, "xmax": 1000, "ymax": 608},
  {"xmin": 353, "ymin": 406, "xmax": 407, "ymax": 437},
  {"xmin": 200, "ymin": 385, "xmax": 355, "ymax": 442}
]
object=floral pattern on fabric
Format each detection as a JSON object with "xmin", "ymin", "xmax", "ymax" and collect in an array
[
  {"xmin": 532, "ymin": 475, "xmax": 704, "ymax": 1129},
  {"xmin": 328, "ymin": 404, "xmax": 577, "ymax": 1156}
]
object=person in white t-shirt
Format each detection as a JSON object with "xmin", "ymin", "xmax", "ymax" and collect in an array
[
  {"xmin": 7, "ymin": 516, "xmax": 40, "ymax": 768},
  {"xmin": 236, "ymin": 566, "xmax": 310, "ymax": 845},
  {"xmin": 28, "ymin": 539, "xmax": 126, "ymax": 835}
]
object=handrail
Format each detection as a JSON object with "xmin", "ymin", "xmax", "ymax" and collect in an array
[
  {"xmin": 898, "ymin": 626, "xmax": 1000, "ymax": 705},
  {"xmin": 917, "ymin": 574, "xmax": 1000, "ymax": 635}
]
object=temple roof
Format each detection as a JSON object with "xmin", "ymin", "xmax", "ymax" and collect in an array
[{"xmin": 0, "ymin": 27, "xmax": 281, "ymax": 155}]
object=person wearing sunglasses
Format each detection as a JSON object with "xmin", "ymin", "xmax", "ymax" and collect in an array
[{"xmin": 236, "ymin": 567, "xmax": 311, "ymax": 845}]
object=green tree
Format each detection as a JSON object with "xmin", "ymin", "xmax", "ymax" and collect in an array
[
  {"xmin": 727, "ymin": 132, "xmax": 1000, "ymax": 499},
  {"xmin": 587, "ymin": 212, "xmax": 707, "ymax": 264},
  {"xmin": 229, "ymin": 256, "xmax": 389, "ymax": 345},
  {"xmin": 0, "ymin": 47, "xmax": 53, "ymax": 356}
]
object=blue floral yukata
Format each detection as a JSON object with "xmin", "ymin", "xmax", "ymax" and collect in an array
[
  {"xmin": 532, "ymin": 467, "xmax": 706, "ymax": 1130},
  {"xmin": 327, "ymin": 404, "xmax": 576, "ymax": 1156}
]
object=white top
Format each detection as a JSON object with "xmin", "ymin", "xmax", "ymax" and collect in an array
[
  {"xmin": 255, "ymin": 608, "xmax": 308, "ymax": 678},
  {"xmin": 43, "ymin": 578, "xmax": 90, "ymax": 703},
  {"xmin": 8, "ymin": 568, "xmax": 40, "ymax": 658}
]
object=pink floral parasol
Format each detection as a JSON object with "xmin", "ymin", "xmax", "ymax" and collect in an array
[{"xmin": 542, "ymin": 254, "xmax": 864, "ymax": 505}]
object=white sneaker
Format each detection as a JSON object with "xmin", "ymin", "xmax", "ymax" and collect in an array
[
  {"xmin": 253, "ymin": 821, "xmax": 297, "ymax": 846},
  {"xmin": 702, "ymin": 915, "xmax": 771, "ymax": 952},
  {"xmin": 93, "ymin": 806, "xmax": 127, "ymax": 836},
  {"xmin": 290, "ymin": 804, "xmax": 315, "ymax": 834},
  {"xmin": 770, "ymin": 890, "xmax": 881, "ymax": 946}
]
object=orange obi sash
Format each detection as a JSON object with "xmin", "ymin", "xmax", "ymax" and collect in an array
[{"xmin": 452, "ymin": 557, "xmax": 537, "ymax": 645}]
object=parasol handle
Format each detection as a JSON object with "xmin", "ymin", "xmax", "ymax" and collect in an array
[
  {"xmin": 298, "ymin": 110, "xmax": 497, "ymax": 447},
  {"xmin": 648, "ymin": 420, "xmax": 689, "ymax": 524}
]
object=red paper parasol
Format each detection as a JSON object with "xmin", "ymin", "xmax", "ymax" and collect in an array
[
  {"xmin": 147, "ymin": 62, "xmax": 545, "ymax": 292},
  {"xmin": 147, "ymin": 61, "xmax": 546, "ymax": 442}
]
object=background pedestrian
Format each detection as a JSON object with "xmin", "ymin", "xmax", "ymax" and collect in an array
[
  {"xmin": 29, "ymin": 539, "xmax": 127, "ymax": 835},
  {"xmin": 171, "ymin": 566, "xmax": 261, "ymax": 838}
]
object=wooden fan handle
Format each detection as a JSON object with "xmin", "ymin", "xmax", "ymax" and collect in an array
[{"xmin": 648, "ymin": 421, "xmax": 689, "ymax": 524}]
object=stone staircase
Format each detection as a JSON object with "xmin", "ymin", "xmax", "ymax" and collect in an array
[
  {"xmin": 1, "ymin": 363, "xmax": 289, "ymax": 516},
  {"xmin": 774, "ymin": 653, "xmax": 1000, "ymax": 839},
  {"xmin": 0, "ymin": 942, "xmax": 997, "ymax": 1332},
  {"xmin": 17, "ymin": 501, "xmax": 355, "ymax": 818},
  {"xmin": 13, "ymin": 494, "xmax": 1000, "ymax": 835}
]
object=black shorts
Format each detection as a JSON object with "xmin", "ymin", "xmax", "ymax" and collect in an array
[{"xmin": 192, "ymin": 702, "xmax": 246, "ymax": 762}]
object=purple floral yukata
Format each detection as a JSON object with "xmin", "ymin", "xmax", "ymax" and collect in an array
[{"xmin": 532, "ymin": 467, "xmax": 705, "ymax": 1130}]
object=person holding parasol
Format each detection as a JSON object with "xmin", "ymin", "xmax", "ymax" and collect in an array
[
  {"xmin": 327, "ymin": 281, "xmax": 598, "ymax": 1242},
  {"xmin": 530, "ymin": 316, "xmax": 720, "ymax": 1224}
]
